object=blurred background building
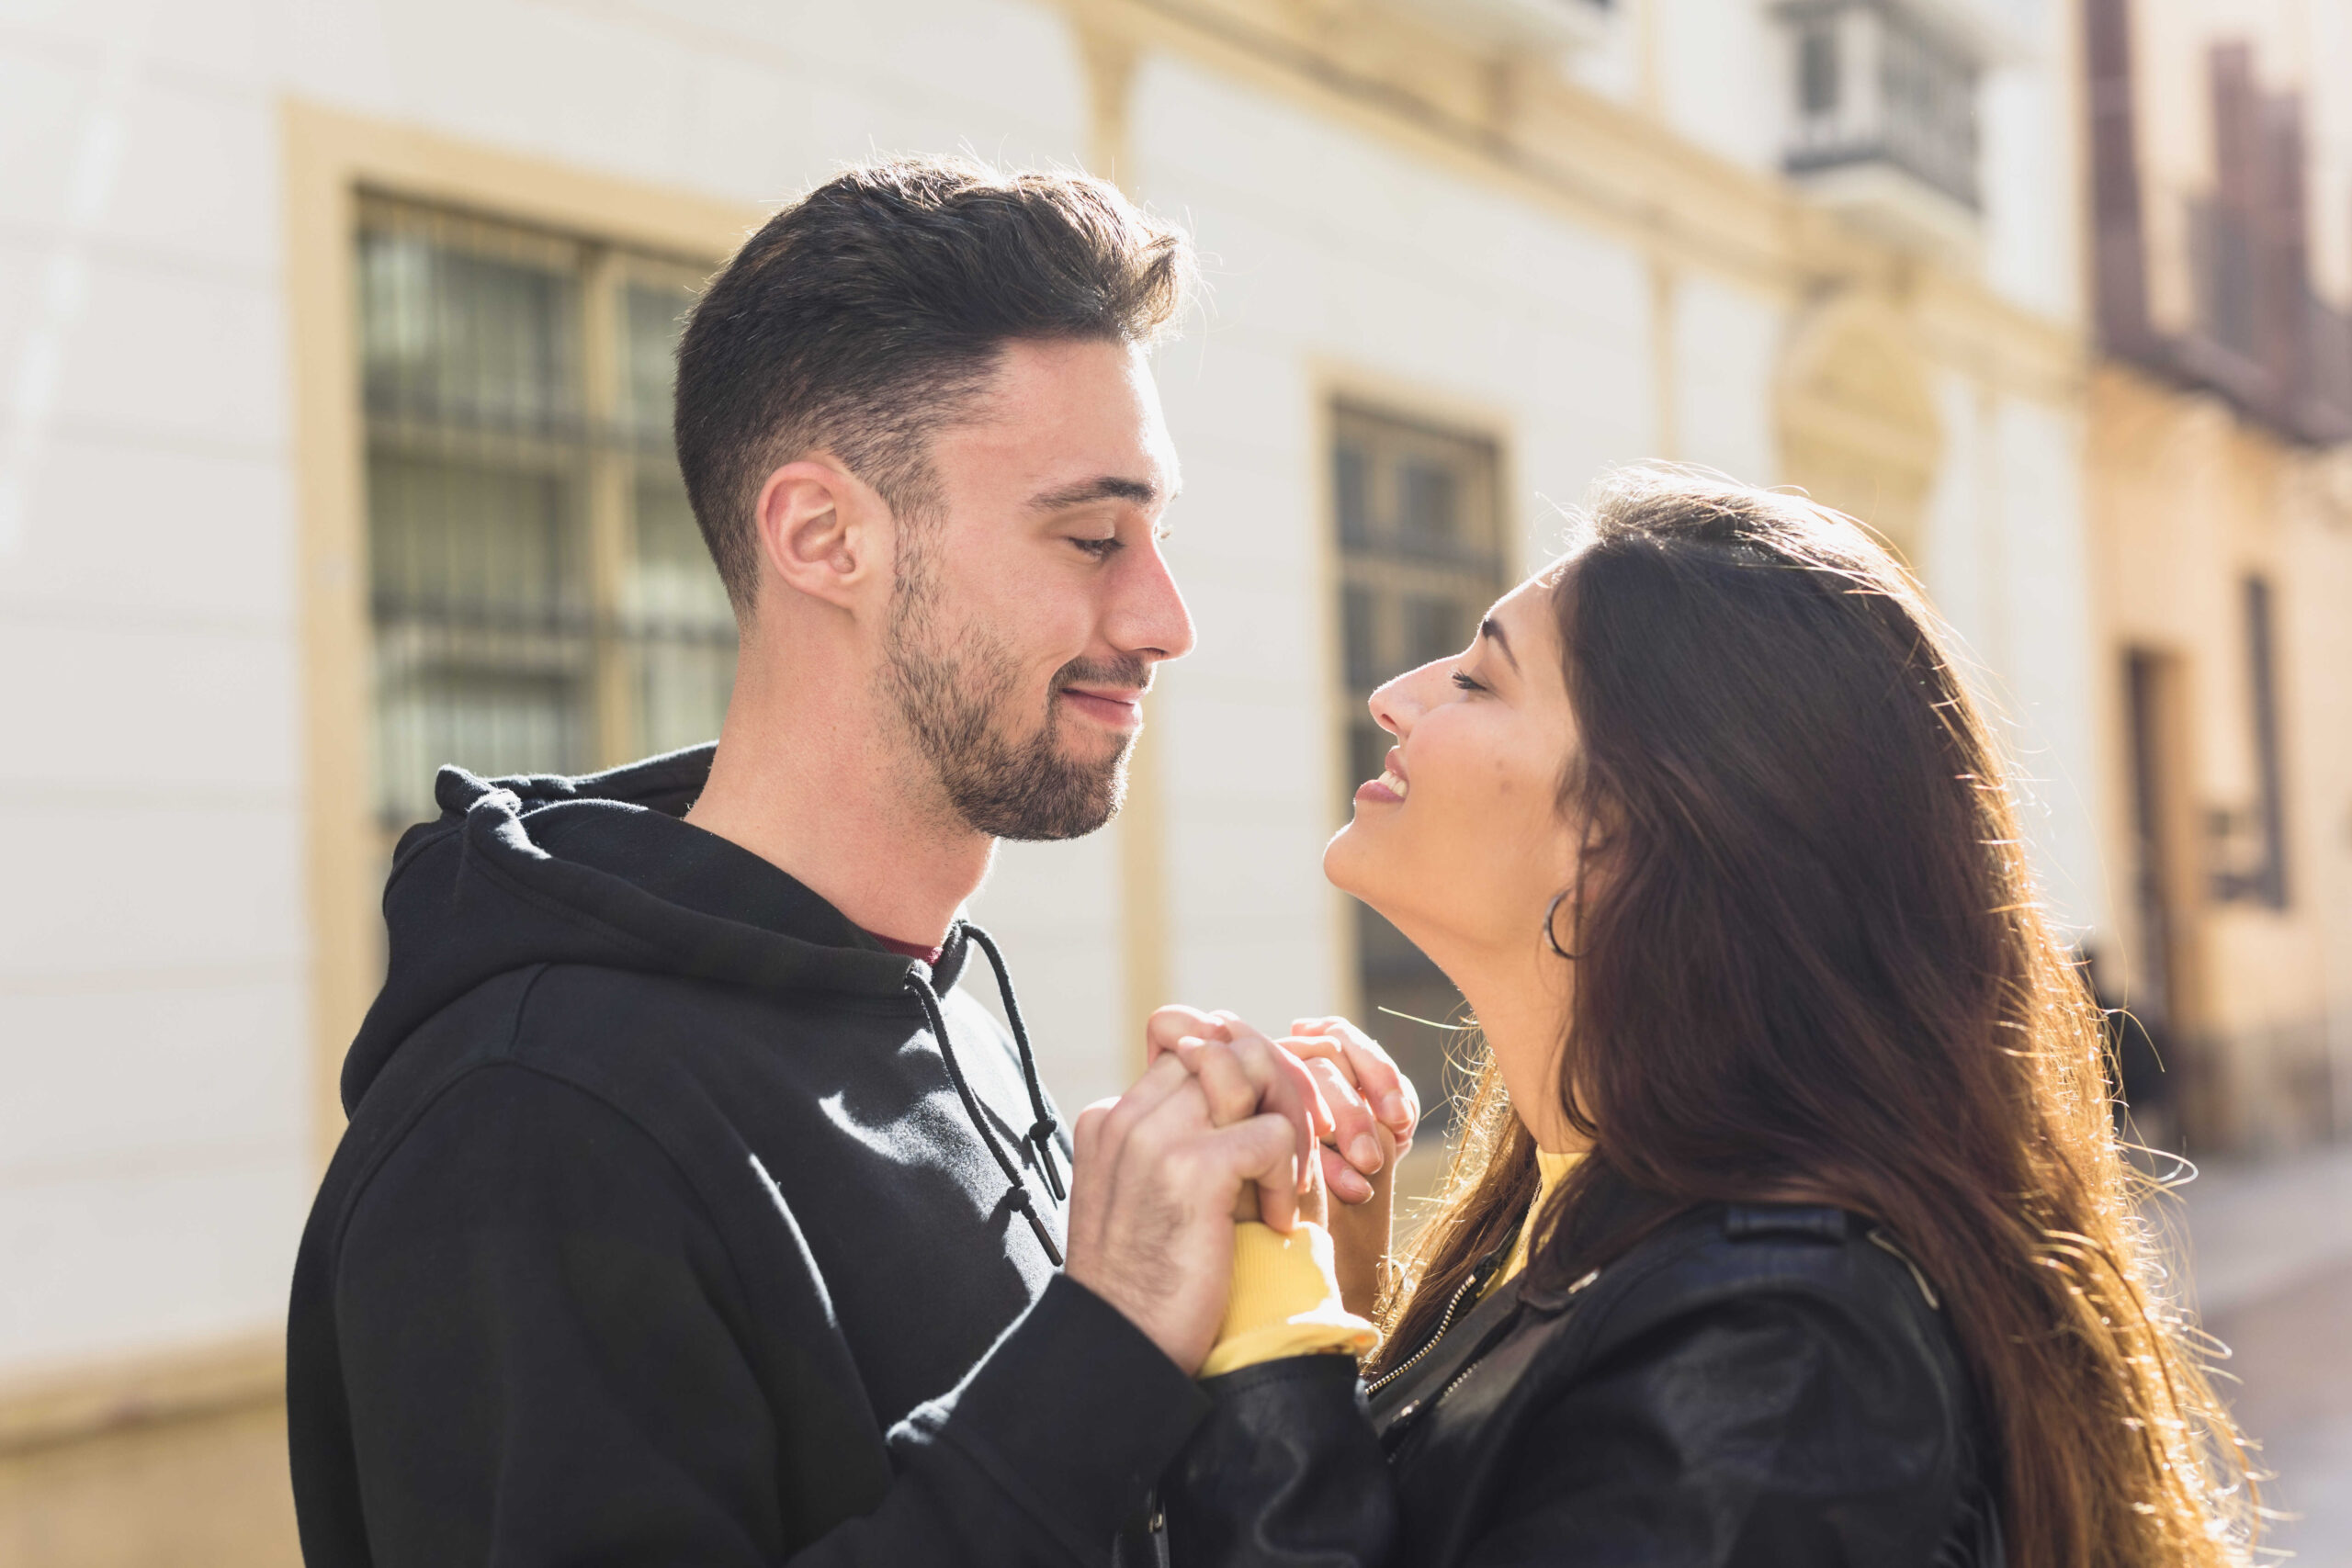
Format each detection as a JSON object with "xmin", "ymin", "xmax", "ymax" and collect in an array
[
  {"xmin": 2083, "ymin": 0, "xmax": 2352, "ymax": 1156},
  {"xmin": 0, "ymin": 0, "xmax": 2344, "ymax": 1562}
]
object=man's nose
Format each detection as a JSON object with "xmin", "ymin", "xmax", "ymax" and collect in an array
[{"xmin": 1109, "ymin": 540, "xmax": 1196, "ymax": 664}]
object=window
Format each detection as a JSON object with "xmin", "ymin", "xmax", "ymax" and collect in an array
[
  {"xmin": 2212, "ymin": 575, "xmax": 2290, "ymax": 908},
  {"xmin": 1330, "ymin": 404, "xmax": 1509, "ymax": 1136},
  {"xmin": 356, "ymin": 196, "xmax": 733, "ymax": 835},
  {"xmin": 2204, "ymin": 577, "xmax": 2290, "ymax": 908}
]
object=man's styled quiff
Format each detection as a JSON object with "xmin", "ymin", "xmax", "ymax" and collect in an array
[{"xmin": 673, "ymin": 156, "xmax": 1194, "ymax": 612}]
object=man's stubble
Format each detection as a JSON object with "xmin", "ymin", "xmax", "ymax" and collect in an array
[{"xmin": 879, "ymin": 547, "xmax": 1145, "ymax": 842}]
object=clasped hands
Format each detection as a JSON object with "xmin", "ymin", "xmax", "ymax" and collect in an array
[{"xmin": 1063, "ymin": 1007, "xmax": 1420, "ymax": 1374}]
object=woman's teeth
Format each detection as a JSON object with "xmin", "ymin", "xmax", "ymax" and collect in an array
[{"xmin": 1378, "ymin": 767, "xmax": 1408, "ymax": 799}]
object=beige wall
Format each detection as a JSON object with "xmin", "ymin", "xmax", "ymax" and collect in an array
[
  {"xmin": 2089, "ymin": 367, "xmax": 2352, "ymax": 1150},
  {"xmin": 0, "ymin": 1339, "xmax": 297, "ymax": 1568}
]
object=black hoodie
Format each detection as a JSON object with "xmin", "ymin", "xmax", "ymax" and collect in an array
[{"xmin": 287, "ymin": 748, "xmax": 1208, "ymax": 1566}]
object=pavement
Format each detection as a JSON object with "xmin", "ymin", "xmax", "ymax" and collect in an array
[{"xmin": 2166, "ymin": 1144, "xmax": 2352, "ymax": 1564}]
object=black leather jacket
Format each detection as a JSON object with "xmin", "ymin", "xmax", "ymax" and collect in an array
[{"xmin": 1160, "ymin": 1202, "xmax": 2004, "ymax": 1567}]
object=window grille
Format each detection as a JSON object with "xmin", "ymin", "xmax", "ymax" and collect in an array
[
  {"xmin": 356, "ymin": 195, "xmax": 733, "ymax": 836},
  {"xmin": 1331, "ymin": 404, "xmax": 1509, "ymax": 1135}
]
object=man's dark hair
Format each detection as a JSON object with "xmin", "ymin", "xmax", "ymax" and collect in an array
[{"xmin": 673, "ymin": 156, "xmax": 1194, "ymax": 612}]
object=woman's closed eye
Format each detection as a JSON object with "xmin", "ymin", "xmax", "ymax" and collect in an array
[{"xmin": 1451, "ymin": 669, "xmax": 1488, "ymax": 694}]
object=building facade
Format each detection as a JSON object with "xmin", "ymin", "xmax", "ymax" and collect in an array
[
  {"xmin": 0, "ymin": 0, "xmax": 2092, "ymax": 1556},
  {"xmin": 2082, "ymin": 0, "xmax": 2352, "ymax": 1157}
]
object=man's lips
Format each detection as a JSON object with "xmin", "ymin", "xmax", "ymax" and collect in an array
[{"xmin": 1058, "ymin": 687, "xmax": 1146, "ymax": 728}]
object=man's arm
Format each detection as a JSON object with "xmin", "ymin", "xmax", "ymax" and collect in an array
[{"xmin": 325, "ymin": 1064, "xmax": 1210, "ymax": 1568}]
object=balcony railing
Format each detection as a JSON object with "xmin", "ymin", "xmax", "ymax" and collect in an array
[{"xmin": 1783, "ymin": 3, "xmax": 1982, "ymax": 214}]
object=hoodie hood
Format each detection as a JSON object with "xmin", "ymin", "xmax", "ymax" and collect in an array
[{"xmin": 345, "ymin": 745, "xmax": 958, "ymax": 1112}]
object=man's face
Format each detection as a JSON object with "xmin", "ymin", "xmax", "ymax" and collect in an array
[{"xmin": 880, "ymin": 337, "xmax": 1193, "ymax": 840}]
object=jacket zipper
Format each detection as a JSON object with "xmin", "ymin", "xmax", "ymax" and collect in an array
[
  {"xmin": 1365, "ymin": 1256, "xmax": 1497, "ymax": 1396},
  {"xmin": 1374, "ymin": 1258, "xmax": 1600, "ymax": 1420}
]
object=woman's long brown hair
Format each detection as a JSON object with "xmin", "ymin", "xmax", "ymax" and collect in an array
[{"xmin": 1366, "ymin": 470, "xmax": 2255, "ymax": 1567}]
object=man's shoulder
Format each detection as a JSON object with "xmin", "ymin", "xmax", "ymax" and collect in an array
[{"xmin": 320, "ymin": 968, "xmax": 738, "ymax": 1239}]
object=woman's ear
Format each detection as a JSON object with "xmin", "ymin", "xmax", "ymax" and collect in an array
[
  {"xmin": 1551, "ymin": 795, "xmax": 1622, "ymax": 943},
  {"xmin": 751, "ymin": 455, "xmax": 887, "ymax": 611}
]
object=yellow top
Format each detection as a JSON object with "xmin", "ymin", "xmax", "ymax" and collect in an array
[
  {"xmin": 1196, "ymin": 1149, "xmax": 1580, "ymax": 1379},
  {"xmin": 1492, "ymin": 1149, "xmax": 1583, "ymax": 1293},
  {"xmin": 1197, "ymin": 1220, "xmax": 1378, "ymax": 1379}
]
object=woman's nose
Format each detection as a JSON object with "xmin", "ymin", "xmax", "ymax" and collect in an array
[{"xmin": 1368, "ymin": 663, "xmax": 1433, "ymax": 738}]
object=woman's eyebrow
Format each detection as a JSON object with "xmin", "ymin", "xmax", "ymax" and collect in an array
[{"xmin": 1480, "ymin": 617, "xmax": 1520, "ymax": 671}]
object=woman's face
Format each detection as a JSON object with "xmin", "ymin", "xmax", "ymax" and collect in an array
[{"xmin": 1324, "ymin": 567, "xmax": 1589, "ymax": 975}]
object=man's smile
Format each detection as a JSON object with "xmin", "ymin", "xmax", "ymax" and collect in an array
[{"xmin": 1057, "ymin": 684, "xmax": 1146, "ymax": 729}]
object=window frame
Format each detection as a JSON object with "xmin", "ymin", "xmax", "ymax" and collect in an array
[{"xmin": 284, "ymin": 101, "xmax": 760, "ymax": 1165}]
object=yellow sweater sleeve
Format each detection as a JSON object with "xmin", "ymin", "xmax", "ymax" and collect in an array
[{"xmin": 1197, "ymin": 1221, "xmax": 1379, "ymax": 1380}]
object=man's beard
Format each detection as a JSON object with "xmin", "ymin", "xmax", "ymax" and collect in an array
[{"xmin": 880, "ymin": 582, "xmax": 1146, "ymax": 842}]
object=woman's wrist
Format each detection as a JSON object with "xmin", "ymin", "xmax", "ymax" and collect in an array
[{"xmin": 1199, "ymin": 1220, "xmax": 1378, "ymax": 1379}]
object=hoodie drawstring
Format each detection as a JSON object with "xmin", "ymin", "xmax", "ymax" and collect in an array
[
  {"xmin": 960, "ymin": 924, "xmax": 1068, "ymax": 1202},
  {"xmin": 903, "ymin": 943, "xmax": 1065, "ymax": 1268}
]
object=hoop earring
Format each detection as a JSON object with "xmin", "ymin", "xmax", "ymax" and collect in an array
[{"xmin": 1543, "ymin": 889, "xmax": 1581, "ymax": 962}]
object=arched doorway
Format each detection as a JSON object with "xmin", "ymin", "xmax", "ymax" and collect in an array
[{"xmin": 1776, "ymin": 293, "xmax": 1943, "ymax": 565}]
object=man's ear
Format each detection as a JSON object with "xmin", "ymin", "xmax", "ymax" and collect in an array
[{"xmin": 752, "ymin": 455, "xmax": 885, "ymax": 611}]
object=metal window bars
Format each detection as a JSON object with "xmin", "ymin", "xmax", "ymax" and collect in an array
[{"xmin": 355, "ymin": 194, "xmax": 734, "ymax": 837}]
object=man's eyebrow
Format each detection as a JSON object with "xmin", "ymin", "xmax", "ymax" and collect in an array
[
  {"xmin": 1026, "ymin": 475, "xmax": 1166, "ymax": 511},
  {"xmin": 1480, "ymin": 617, "xmax": 1519, "ymax": 671}
]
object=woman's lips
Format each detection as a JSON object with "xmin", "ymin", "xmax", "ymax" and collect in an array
[{"xmin": 1355, "ymin": 749, "xmax": 1408, "ymax": 804}]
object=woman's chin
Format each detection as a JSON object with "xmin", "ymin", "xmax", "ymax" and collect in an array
[{"xmin": 1321, "ymin": 817, "xmax": 1375, "ymax": 900}]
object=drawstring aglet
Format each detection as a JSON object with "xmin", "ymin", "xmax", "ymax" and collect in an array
[
  {"xmin": 1028, "ymin": 1118, "xmax": 1067, "ymax": 1201},
  {"xmin": 1004, "ymin": 1185, "xmax": 1064, "ymax": 1267}
]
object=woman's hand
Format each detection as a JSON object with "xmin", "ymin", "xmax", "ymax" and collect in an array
[
  {"xmin": 1148, "ymin": 1008, "xmax": 1419, "ymax": 1315},
  {"xmin": 1283, "ymin": 1018, "xmax": 1416, "ymax": 1317},
  {"xmin": 1282, "ymin": 1015, "xmax": 1419, "ymax": 1182},
  {"xmin": 1148, "ymin": 1009, "xmax": 1419, "ymax": 1204}
]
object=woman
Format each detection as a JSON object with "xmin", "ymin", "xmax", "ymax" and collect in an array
[{"xmin": 1154, "ymin": 471, "xmax": 2253, "ymax": 1567}]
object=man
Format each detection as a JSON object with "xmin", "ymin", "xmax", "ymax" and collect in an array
[{"xmin": 286, "ymin": 158, "xmax": 1393, "ymax": 1567}]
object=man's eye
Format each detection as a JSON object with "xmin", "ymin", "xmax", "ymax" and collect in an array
[{"xmin": 1072, "ymin": 536, "xmax": 1121, "ymax": 559}]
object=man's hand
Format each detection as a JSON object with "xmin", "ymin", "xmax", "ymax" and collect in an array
[
  {"xmin": 1146, "ymin": 1006, "xmax": 1326, "ymax": 1224},
  {"xmin": 1063, "ymin": 1055, "xmax": 1308, "ymax": 1374}
]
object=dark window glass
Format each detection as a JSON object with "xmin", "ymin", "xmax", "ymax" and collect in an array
[
  {"xmin": 2244, "ymin": 576, "xmax": 2290, "ymax": 908},
  {"xmin": 1800, "ymin": 24, "xmax": 1839, "ymax": 116},
  {"xmin": 1343, "ymin": 584, "xmax": 1381, "ymax": 691},
  {"xmin": 1399, "ymin": 458, "xmax": 1458, "ymax": 543},
  {"xmin": 1336, "ymin": 443, "xmax": 1373, "ymax": 547}
]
